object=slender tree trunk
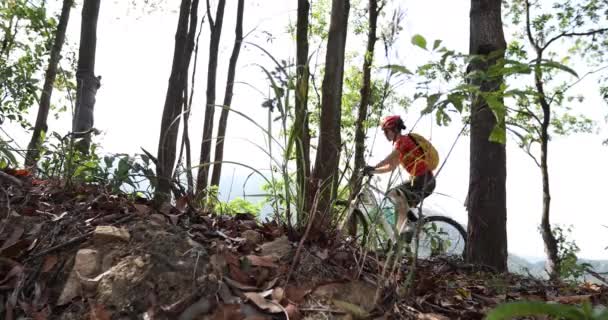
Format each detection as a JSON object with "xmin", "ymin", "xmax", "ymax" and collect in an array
[
  {"xmin": 196, "ymin": 0, "xmax": 226, "ymax": 196},
  {"xmin": 296, "ymin": 0, "xmax": 312, "ymax": 224},
  {"xmin": 349, "ymin": 0, "xmax": 378, "ymax": 198},
  {"xmin": 155, "ymin": 0, "xmax": 199, "ymax": 203},
  {"xmin": 72, "ymin": 0, "xmax": 101, "ymax": 153},
  {"xmin": 466, "ymin": 0, "xmax": 508, "ymax": 272},
  {"xmin": 211, "ymin": 0, "xmax": 244, "ymax": 187},
  {"xmin": 25, "ymin": 0, "xmax": 73, "ymax": 167},
  {"xmin": 535, "ymin": 59, "xmax": 560, "ymax": 280},
  {"xmin": 310, "ymin": 0, "xmax": 350, "ymax": 235}
]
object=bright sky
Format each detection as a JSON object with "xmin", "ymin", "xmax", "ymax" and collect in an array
[{"xmin": 8, "ymin": 0, "xmax": 608, "ymax": 260}]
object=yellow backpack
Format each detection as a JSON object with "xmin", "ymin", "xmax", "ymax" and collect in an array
[{"xmin": 408, "ymin": 133, "xmax": 439, "ymax": 171}]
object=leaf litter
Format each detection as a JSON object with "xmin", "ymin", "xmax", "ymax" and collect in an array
[{"xmin": 0, "ymin": 170, "xmax": 606, "ymax": 319}]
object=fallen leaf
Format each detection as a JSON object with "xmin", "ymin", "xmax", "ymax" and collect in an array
[
  {"xmin": 417, "ymin": 313, "xmax": 450, "ymax": 320},
  {"xmin": 246, "ymin": 255, "xmax": 278, "ymax": 268},
  {"xmin": 271, "ymin": 287, "xmax": 284, "ymax": 303},
  {"xmin": 41, "ymin": 255, "xmax": 58, "ymax": 273},
  {"xmin": 218, "ymin": 282, "xmax": 241, "ymax": 304},
  {"xmin": 285, "ymin": 303, "xmax": 302, "ymax": 320},
  {"xmin": 285, "ymin": 285, "xmax": 311, "ymax": 304},
  {"xmin": 90, "ymin": 303, "xmax": 112, "ymax": 320},
  {"xmin": 332, "ymin": 299, "xmax": 369, "ymax": 319},
  {"xmin": 133, "ymin": 204, "xmax": 151, "ymax": 215},
  {"xmin": 244, "ymin": 292, "xmax": 283, "ymax": 313},
  {"xmin": 224, "ymin": 277, "xmax": 259, "ymax": 292},
  {"xmin": 1, "ymin": 226, "xmax": 24, "ymax": 250},
  {"xmin": 229, "ymin": 264, "xmax": 253, "ymax": 285},
  {"xmin": 552, "ymin": 294, "xmax": 592, "ymax": 304},
  {"xmin": 166, "ymin": 213, "xmax": 181, "ymax": 225},
  {"xmin": 210, "ymin": 303, "xmax": 243, "ymax": 320},
  {"xmin": 0, "ymin": 239, "xmax": 32, "ymax": 259},
  {"xmin": 175, "ymin": 196, "xmax": 189, "ymax": 213}
]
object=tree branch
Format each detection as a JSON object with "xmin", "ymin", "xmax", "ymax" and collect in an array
[
  {"xmin": 525, "ymin": 0, "xmax": 539, "ymax": 51},
  {"xmin": 543, "ymin": 28, "xmax": 608, "ymax": 51},
  {"xmin": 506, "ymin": 127, "xmax": 542, "ymax": 168},
  {"xmin": 507, "ymin": 105, "xmax": 543, "ymax": 128},
  {"xmin": 548, "ymin": 64, "xmax": 608, "ymax": 105},
  {"xmin": 206, "ymin": 0, "xmax": 214, "ymax": 29}
]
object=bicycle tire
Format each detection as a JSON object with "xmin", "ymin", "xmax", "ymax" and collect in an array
[{"xmin": 414, "ymin": 215, "xmax": 467, "ymax": 257}]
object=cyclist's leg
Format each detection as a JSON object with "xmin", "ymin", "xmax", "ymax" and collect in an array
[
  {"xmin": 387, "ymin": 182, "xmax": 413, "ymax": 235},
  {"xmin": 407, "ymin": 171, "xmax": 437, "ymax": 215}
]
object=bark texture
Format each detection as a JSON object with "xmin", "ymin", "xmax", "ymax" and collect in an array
[{"xmin": 465, "ymin": 0, "xmax": 508, "ymax": 272}]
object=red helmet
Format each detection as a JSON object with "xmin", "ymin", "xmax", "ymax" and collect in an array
[{"xmin": 380, "ymin": 115, "xmax": 404, "ymax": 131}]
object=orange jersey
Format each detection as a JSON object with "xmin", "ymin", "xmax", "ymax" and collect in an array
[{"xmin": 394, "ymin": 135, "xmax": 430, "ymax": 176}]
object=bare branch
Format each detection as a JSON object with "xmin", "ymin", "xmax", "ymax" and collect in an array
[
  {"xmin": 206, "ymin": 0, "xmax": 214, "ymax": 29},
  {"xmin": 506, "ymin": 126, "xmax": 541, "ymax": 167},
  {"xmin": 525, "ymin": 0, "xmax": 539, "ymax": 51},
  {"xmin": 506, "ymin": 105, "xmax": 543, "ymax": 128},
  {"xmin": 543, "ymin": 28, "xmax": 608, "ymax": 51},
  {"xmin": 548, "ymin": 64, "xmax": 608, "ymax": 105},
  {"xmin": 506, "ymin": 119, "xmax": 541, "ymax": 138}
]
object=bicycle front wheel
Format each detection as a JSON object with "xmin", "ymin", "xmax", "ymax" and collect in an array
[{"xmin": 409, "ymin": 215, "xmax": 467, "ymax": 259}]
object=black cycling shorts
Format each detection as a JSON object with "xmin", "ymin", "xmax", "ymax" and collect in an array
[{"xmin": 390, "ymin": 171, "xmax": 436, "ymax": 208}]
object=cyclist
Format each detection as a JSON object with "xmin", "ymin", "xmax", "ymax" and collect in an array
[{"xmin": 363, "ymin": 115, "xmax": 436, "ymax": 237}]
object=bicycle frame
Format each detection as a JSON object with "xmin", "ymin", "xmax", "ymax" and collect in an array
[{"xmin": 340, "ymin": 173, "xmax": 402, "ymax": 246}]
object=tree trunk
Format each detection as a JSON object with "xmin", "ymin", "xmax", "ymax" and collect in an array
[
  {"xmin": 71, "ymin": 0, "xmax": 101, "ymax": 153},
  {"xmin": 196, "ymin": 0, "xmax": 226, "ymax": 196},
  {"xmin": 25, "ymin": 0, "xmax": 73, "ymax": 167},
  {"xmin": 155, "ymin": 0, "xmax": 199, "ymax": 203},
  {"xmin": 466, "ymin": 0, "xmax": 508, "ymax": 272},
  {"xmin": 310, "ymin": 0, "xmax": 350, "ymax": 235},
  {"xmin": 210, "ymin": 0, "xmax": 244, "ymax": 187},
  {"xmin": 535, "ymin": 58, "xmax": 560, "ymax": 280},
  {"xmin": 295, "ymin": 0, "xmax": 312, "ymax": 224},
  {"xmin": 349, "ymin": 0, "xmax": 378, "ymax": 199}
]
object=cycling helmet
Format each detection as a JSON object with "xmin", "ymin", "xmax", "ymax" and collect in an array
[{"xmin": 380, "ymin": 115, "xmax": 405, "ymax": 131}]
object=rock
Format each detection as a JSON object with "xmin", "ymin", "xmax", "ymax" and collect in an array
[
  {"xmin": 93, "ymin": 226, "xmax": 130, "ymax": 245},
  {"xmin": 260, "ymin": 236, "xmax": 291, "ymax": 261},
  {"xmin": 241, "ymin": 230, "xmax": 263, "ymax": 246},
  {"xmin": 97, "ymin": 255, "xmax": 150, "ymax": 309},
  {"xmin": 101, "ymin": 250, "xmax": 123, "ymax": 272},
  {"xmin": 57, "ymin": 249, "xmax": 101, "ymax": 305}
]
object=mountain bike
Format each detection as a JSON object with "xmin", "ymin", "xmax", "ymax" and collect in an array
[{"xmin": 338, "ymin": 170, "xmax": 467, "ymax": 258}]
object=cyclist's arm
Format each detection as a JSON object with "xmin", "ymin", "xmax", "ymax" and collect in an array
[{"xmin": 372, "ymin": 149, "xmax": 399, "ymax": 173}]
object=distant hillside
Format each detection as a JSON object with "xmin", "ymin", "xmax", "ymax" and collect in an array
[{"xmin": 508, "ymin": 254, "xmax": 608, "ymax": 283}]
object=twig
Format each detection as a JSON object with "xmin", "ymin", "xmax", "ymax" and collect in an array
[
  {"xmin": 25, "ymin": 231, "xmax": 93, "ymax": 262},
  {"xmin": 300, "ymin": 307, "xmax": 346, "ymax": 314},
  {"xmin": 585, "ymin": 268, "xmax": 608, "ymax": 285},
  {"xmin": 286, "ymin": 182, "xmax": 321, "ymax": 283}
]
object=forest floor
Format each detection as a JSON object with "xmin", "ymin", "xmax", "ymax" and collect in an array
[{"xmin": 1, "ymin": 169, "xmax": 607, "ymax": 320}]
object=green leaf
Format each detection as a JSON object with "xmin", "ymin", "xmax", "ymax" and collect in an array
[
  {"xmin": 489, "ymin": 124, "xmax": 506, "ymax": 144},
  {"xmin": 485, "ymin": 301, "xmax": 586, "ymax": 320},
  {"xmin": 447, "ymin": 93, "xmax": 464, "ymax": 113},
  {"xmin": 433, "ymin": 39, "xmax": 442, "ymax": 50},
  {"xmin": 538, "ymin": 59, "xmax": 579, "ymax": 78},
  {"xmin": 381, "ymin": 64, "xmax": 413, "ymax": 75},
  {"xmin": 485, "ymin": 95, "xmax": 506, "ymax": 120},
  {"xmin": 422, "ymin": 93, "xmax": 442, "ymax": 114},
  {"xmin": 117, "ymin": 157, "xmax": 130, "ymax": 176},
  {"xmin": 411, "ymin": 34, "xmax": 427, "ymax": 50}
]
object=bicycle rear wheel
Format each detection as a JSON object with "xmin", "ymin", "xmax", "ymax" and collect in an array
[{"xmin": 409, "ymin": 215, "xmax": 467, "ymax": 258}]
